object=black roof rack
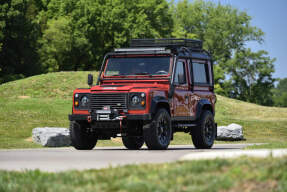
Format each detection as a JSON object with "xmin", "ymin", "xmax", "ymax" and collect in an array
[{"xmin": 130, "ymin": 38, "xmax": 203, "ymax": 50}]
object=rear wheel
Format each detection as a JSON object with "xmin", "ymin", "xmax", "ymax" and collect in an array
[
  {"xmin": 122, "ymin": 136, "xmax": 144, "ymax": 150},
  {"xmin": 143, "ymin": 108, "xmax": 172, "ymax": 150},
  {"xmin": 192, "ymin": 110, "xmax": 216, "ymax": 149},
  {"xmin": 70, "ymin": 121, "xmax": 97, "ymax": 150}
]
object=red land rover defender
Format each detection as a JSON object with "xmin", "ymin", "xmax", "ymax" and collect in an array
[{"xmin": 69, "ymin": 39, "xmax": 217, "ymax": 150}]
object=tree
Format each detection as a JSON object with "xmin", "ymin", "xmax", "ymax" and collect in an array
[
  {"xmin": 273, "ymin": 78, "xmax": 287, "ymax": 107},
  {"xmin": 0, "ymin": 0, "xmax": 40, "ymax": 83},
  {"xmin": 226, "ymin": 49, "xmax": 275, "ymax": 106}
]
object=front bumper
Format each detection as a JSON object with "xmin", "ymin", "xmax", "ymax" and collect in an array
[{"xmin": 69, "ymin": 113, "xmax": 152, "ymax": 121}]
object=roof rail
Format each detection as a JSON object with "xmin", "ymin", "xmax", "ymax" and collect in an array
[{"xmin": 130, "ymin": 38, "xmax": 203, "ymax": 50}]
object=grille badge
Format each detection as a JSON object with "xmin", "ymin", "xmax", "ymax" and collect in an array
[{"xmin": 103, "ymin": 106, "xmax": 110, "ymax": 110}]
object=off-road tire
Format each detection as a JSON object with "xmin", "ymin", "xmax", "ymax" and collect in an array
[
  {"xmin": 122, "ymin": 136, "xmax": 144, "ymax": 150},
  {"xmin": 192, "ymin": 110, "xmax": 216, "ymax": 149},
  {"xmin": 143, "ymin": 108, "xmax": 172, "ymax": 150},
  {"xmin": 70, "ymin": 121, "xmax": 97, "ymax": 150}
]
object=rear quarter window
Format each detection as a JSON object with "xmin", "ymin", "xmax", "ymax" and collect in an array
[{"xmin": 192, "ymin": 62, "xmax": 210, "ymax": 84}]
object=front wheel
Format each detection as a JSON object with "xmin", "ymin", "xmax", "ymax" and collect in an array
[
  {"xmin": 70, "ymin": 121, "xmax": 97, "ymax": 150},
  {"xmin": 143, "ymin": 108, "xmax": 172, "ymax": 150},
  {"xmin": 122, "ymin": 136, "xmax": 144, "ymax": 150},
  {"xmin": 192, "ymin": 110, "xmax": 216, "ymax": 149}
]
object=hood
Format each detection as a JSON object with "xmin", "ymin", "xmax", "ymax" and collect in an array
[{"xmin": 90, "ymin": 84, "xmax": 165, "ymax": 92}]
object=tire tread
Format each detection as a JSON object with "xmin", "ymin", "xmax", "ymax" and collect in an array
[
  {"xmin": 70, "ymin": 121, "xmax": 97, "ymax": 150},
  {"xmin": 192, "ymin": 110, "xmax": 215, "ymax": 149}
]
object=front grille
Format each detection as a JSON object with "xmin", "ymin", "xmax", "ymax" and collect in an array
[{"xmin": 90, "ymin": 93, "xmax": 128, "ymax": 110}]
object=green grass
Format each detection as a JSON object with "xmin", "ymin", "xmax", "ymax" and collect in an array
[
  {"xmin": 0, "ymin": 98, "xmax": 70, "ymax": 148},
  {"xmin": 0, "ymin": 71, "xmax": 287, "ymax": 148},
  {"xmin": 246, "ymin": 142, "xmax": 287, "ymax": 149},
  {"xmin": 0, "ymin": 157, "xmax": 286, "ymax": 192},
  {"xmin": 0, "ymin": 71, "xmax": 94, "ymax": 99}
]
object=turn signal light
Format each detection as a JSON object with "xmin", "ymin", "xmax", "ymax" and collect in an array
[
  {"xmin": 75, "ymin": 101, "xmax": 79, "ymax": 106},
  {"xmin": 141, "ymin": 101, "xmax": 145, "ymax": 106}
]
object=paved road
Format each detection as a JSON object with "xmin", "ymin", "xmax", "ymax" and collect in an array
[{"xmin": 0, "ymin": 144, "xmax": 253, "ymax": 172}]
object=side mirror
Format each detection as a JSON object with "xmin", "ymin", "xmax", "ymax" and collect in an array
[
  {"xmin": 88, "ymin": 74, "xmax": 93, "ymax": 87},
  {"xmin": 178, "ymin": 74, "xmax": 185, "ymax": 84}
]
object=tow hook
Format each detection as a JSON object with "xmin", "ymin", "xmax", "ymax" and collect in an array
[
  {"xmin": 87, "ymin": 116, "xmax": 92, "ymax": 123},
  {"xmin": 118, "ymin": 116, "xmax": 127, "ymax": 132}
]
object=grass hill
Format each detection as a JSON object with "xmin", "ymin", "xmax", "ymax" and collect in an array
[{"xmin": 0, "ymin": 71, "xmax": 287, "ymax": 148}]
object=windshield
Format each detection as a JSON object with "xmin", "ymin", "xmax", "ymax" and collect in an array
[{"xmin": 104, "ymin": 56, "xmax": 170, "ymax": 76}]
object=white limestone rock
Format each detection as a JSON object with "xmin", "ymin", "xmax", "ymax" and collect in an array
[
  {"xmin": 216, "ymin": 123, "xmax": 244, "ymax": 141},
  {"xmin": 32, "ymin": 127, "xmax": 71, "ymax": 147}
]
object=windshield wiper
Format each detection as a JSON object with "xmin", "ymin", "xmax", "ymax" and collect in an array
[
  {"xmin": 134, "ymin": 72, "xmax": 151, "ymax": 75},
  {"xmin": 108, "ymin": 74, "xmax": 126, "ymax": 77}
]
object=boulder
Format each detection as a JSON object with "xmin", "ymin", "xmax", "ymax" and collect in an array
[
  {"xmin": 32, "ymin": 127, "xmax": 71, "ymax": 147},
  {"xmin": 216, "ymin": 123, "xmax": 244, "ymax": 141}
]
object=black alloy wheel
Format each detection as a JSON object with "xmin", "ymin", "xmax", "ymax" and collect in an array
[
  {"xmin": 143, "ymin": 108, "xmax": 172, "ymax": 150},
  {"xmin": 203, "ymin": 117, "xmax": 214, "ymax": 145},
  {"xmin": 157, "ymin": 115, "xmax": 170, "ymax": 147},
  {"xmin": 192, "ymin": 110, "xmax": 216, "ymax": 149}
]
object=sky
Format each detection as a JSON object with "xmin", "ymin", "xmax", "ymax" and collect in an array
[{"xmin": 183, "ymin": 0, "xmax": 287, "ymax": 79}]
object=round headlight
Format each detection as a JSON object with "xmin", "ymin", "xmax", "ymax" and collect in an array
[
  {"xmin": 131, "ymin": 95, "xmax": 140, "ymax": 105},
  {"xmin": 81, "ymin": 96, "xmax": 89, "ymax": 107}
]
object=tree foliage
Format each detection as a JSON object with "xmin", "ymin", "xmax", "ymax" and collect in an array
[
  {"xmin": 172, "ymin": 0, "xmax": 264, "ymax": 77},
  {"xmin": 0, "ymin": 0, "xmax": 40, "ymax": 83},
  {"xmin": 0, "ymin": 0, "xmax": 173, "ymax": 82},
  {"xmin": 273, "ymin": 78, "xmax": 287, "ymax": 107}
]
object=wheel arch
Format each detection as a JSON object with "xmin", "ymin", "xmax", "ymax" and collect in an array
[
  {"xmin": 195, "ymin": 99, "xmax": 214, "ymax": 120},
  {"xmin": 150, "ymin": 96, "xmax": 170, "ymax": 117}
]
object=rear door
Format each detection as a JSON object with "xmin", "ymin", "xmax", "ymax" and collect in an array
[
  {"xmin": 191, "ymin": 59, "xmax": 214, "ymax": 114},
  {"xmin": 172, "ymin": 59, "xmax": 190, "ymax": 119}
]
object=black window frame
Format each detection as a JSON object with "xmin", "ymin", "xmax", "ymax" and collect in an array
[{"xmin": 173, "ymin": 60, "xmax": 187, "ymax": 85}]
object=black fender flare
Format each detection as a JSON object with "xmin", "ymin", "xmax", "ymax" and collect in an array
[
  {"xmin": 150, "ymin": 96, "xmax": 170, "ymax": 116},
  {"xmin": 195, "ymin": 99, "xmax": 214, "ymax": 120}
]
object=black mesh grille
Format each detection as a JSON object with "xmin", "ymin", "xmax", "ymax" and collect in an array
[{"xmin": 90, "ymin": 93, "xmax": 128, "ymax": 110}]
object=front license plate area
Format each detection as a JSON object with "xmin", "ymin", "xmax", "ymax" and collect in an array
[{"xmin": 96, "ymin": 109, "xmax": 111, "ymax": 121}]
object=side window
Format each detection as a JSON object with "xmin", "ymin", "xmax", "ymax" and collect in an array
[
  {"xmin": 174, "ymin": 61, "xmax": 186, "ymax": 84},
  {"xmin": 193, "ymin": 62, "xmax": 209, "ymax": 84}
]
